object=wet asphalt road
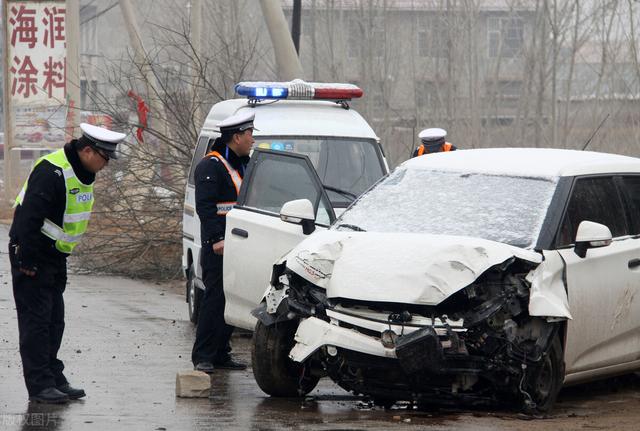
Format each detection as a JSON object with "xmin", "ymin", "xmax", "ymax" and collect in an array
[{"xmin": 2, "ymin": 225, "xmax": 640, "ymax": 430}]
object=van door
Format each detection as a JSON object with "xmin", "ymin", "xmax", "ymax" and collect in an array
[
  {"xmin": 183, "ymin": 135, "xmax": 212, "ymax": 253},
  {"xmin": 223, "ymin": 149, "xmax": 335, "ymax": 330}
]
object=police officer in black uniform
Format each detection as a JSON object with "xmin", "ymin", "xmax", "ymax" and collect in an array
[
  {"xmin": 412, "ymin": 127, "xmax": 457, "ymax": 157},
  {"xmin": 191, "ymin": 111, "xmax": 256, "ymax": 373},
  {"xmin": 9, "ymin": 123, "xmax": 125, "ymax": 403}
]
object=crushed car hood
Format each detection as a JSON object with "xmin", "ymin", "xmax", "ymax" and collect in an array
[{"xmin": 286, "ymin": 230, "xmax": 542, "ymax": 306}]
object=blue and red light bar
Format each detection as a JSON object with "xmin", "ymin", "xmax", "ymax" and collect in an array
[{"xmin": 235, "ymin": 79, "xmax": 363, "ymax": 101}]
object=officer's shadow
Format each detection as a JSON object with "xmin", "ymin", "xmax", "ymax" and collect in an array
[{"xmin": 19, "ymin": 401, "xmax": 69, "ymax": 431}]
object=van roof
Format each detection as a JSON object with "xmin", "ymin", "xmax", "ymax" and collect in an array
[{"xmin": 202, "ymin": 99, "xmax": 378, "ymax": 140}]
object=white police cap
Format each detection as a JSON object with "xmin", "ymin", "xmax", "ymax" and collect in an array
[
  {"xmin": 80, "ymin": 123, "xmax": 126, "ymax": 160},
  {"xmin": 419, "ymin": 127, "xmax": 447, "ymax": 142},
  {"xmin": 217, "ymin": 111, "xmax": 257, "ymax": 133}
]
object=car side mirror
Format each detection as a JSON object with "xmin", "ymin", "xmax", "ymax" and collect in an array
[
  {"xmin": 574, "ymin": 220, "xmax": 612, "ymax": 258},
  {"xmin": 280, "ymin": 199, "xmax": 316, "ymax": 235}
]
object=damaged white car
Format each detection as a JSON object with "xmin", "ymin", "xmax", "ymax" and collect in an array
[{"xmin": 225, "ymin": 147, "xmax": 640, "ymax": 413}]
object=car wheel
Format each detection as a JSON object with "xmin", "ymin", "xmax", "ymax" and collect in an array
[
  {"xmin": 524, "ymin": 333, "xmax": 564, "ymax": 414},
  {"xmin": 187, "ymin": 266, "xmax": 202, "ymax": 324},
  {"xmin": 252, "ymin": 319, "xmax": 319, "ymax": 397}
]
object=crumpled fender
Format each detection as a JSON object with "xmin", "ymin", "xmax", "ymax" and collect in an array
[{"xmin": 526, "ymin": 250, "xmax": 572, "ymax": 319}]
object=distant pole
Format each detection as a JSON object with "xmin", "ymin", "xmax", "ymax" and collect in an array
[
  {"xmin": 190, "ymin": 0, "xmax": 203, "ymax": 126},
  {"xmin": 259, "ymin": 0, "xmax": 304, "ymax": 80},
  {"xmin": 3, "ymin": 0, "xmax": 17, "ymax": 203},
  {"xmin": 292, "ymin": 0, "xmax": 301, "ymax": 54},
  {"xmin": 66, "ymin": 0, "xmax": 81, "ymax": 140}
]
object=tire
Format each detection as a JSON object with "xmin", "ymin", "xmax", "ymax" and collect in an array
[
  {"xmin": 252, "ymin": 319, "xmax": 320, "ymax": 397},
  {"xmin": 523, "ymin": 333, "xmax": 564, "ymax": 414},
  {"xmin": 187, "ymin": 266, "xmax": 202, "ymax": 324}
]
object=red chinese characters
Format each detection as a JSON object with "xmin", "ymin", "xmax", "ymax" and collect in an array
[
  {"xmin": 8, "ymin": 2, "xmax": 67, "ymax": 100},
  {"xmin": 43, "ymin": 57, "xmax": 66, "ymax": 98},
  {"xmin": 42, "ymin": 6, "xmax": 66, "ymax": 48},
  {"xmin": 9, "ymin": 5, "xmax": 38, "ymax": 48},
  {"xmin": 10, "ymin": 56, "xmax": 39, "ymax": 98}
]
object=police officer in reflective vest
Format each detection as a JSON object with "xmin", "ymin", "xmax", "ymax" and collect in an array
[
  {"xmin": 191, "ymin": 111, "xmax": 255, "ymax": 373},
  {"xmin": 412, "ymin": 128, "xmax": 457, "ymax": 157},
  {"xmin": 9, "ymin": 123, "xmax": 125, "ymax": 403}
]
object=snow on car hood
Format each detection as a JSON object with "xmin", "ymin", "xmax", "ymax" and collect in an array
[{"xmin": 285, "ymin": 230, "xmax": 542, "ymax": 305}]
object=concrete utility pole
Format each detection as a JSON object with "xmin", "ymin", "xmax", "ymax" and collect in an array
[
  {"xmin": 291, "ymin": 0, "xmax": 301, "ymax": 54},
  {"xmin": 3, "ymin": 0, "xmax": 17, "ymax": 203},
  {"xmin": 190, "ymin": 0, "xmax": 203, "ymax": 127},
  {"xmin": 259, "ymin": 0, "xmax": 304, "ymax": 80},
  {"xmin": 66, "ymin": 0, "xmax": 81, "ymax": 140}
]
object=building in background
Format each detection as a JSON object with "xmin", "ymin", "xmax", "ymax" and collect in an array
[
  {"xmin": 283, "ymin": 0, "xmax": 537, "ymax": 164},
  {"xmin": 5, "ymin": 0, "xmax": 634, "ymax": 168}
]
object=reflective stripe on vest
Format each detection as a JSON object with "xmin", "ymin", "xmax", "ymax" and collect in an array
[
  {"xmin": 204, "ymin": 150, "xmax": 243, "ymax": 196},
  {"xmin": 41, "ymin": 219, "xmax": 85, "ymax": 244},
  {"xmin": 14, "ymin": 149, "xmax": 95, "ymax": 254}
]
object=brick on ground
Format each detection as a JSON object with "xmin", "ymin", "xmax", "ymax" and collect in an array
[{"xmin": 175, "ymin": 370, "xmax": 211, "ymax": 398}]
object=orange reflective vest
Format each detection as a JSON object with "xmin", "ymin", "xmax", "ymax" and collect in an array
[
  {"xmin": 205, "ymin": 150, "xmax": 243, "ymax": 215},
  {"xmin": 417, "ymin": 142, "xmax": 454, "ymax": 156}
]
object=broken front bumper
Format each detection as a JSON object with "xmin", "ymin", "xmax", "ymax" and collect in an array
[{"xmin": 289, "ymin": 308, "xmax": 465, "ymax": 368}]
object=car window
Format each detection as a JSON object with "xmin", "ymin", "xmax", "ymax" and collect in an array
[
  {"xmin": 243, "ymin": 152, "xmax": 333, "ymax": 225},
  {"xmin": 557, "ymin": 177, "xmax": 628, "ymax": 246},
  {"xmin": 620, "ymin": 176, "xmax": 640, "ymax": 235},
  {"xmin": 188, "ymin": 136, "xmax": 211, "ymax": 185},
  {"xmin": 253, "ymin": 137, "xmax": 384, "ymax": 207},
  {"xmin": 334, "ymin": 167, "xmax": 559, "ymax": 248}
]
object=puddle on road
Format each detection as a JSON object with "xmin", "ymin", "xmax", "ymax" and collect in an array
[{"xmin": 202, "ymin": 370, "xmax": 463, "ymax": 429}]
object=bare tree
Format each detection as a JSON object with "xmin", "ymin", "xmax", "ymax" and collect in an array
[{"xmin": 74, "ymin": 1, "xmax": 271, "ymax": 278}]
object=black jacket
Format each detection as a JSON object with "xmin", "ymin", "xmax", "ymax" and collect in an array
[
  {"xmin": 194, "ymin": 145, "xmax": 249, "ymax": 246},
  {"xmin": 9, "ymin": 141, "xmax": 95, "ymax": 269}
]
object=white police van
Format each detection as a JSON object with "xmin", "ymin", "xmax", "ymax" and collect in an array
[{"xmin": 182, "ymin": 80, "xmax": 389, "ymax": 324}]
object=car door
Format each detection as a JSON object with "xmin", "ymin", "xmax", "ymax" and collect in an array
[
  {"xmin": 556, "ymin": 175, "xmax": 640, "ymax": 375},
  {"xmin": 223, "ymin": 149, "xmax": 336, "ymax": 330}
]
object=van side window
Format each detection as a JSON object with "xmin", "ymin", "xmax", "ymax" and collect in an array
[
  {"xmin": 557, "ymin": 177, "xmax": 628, "ymax": 246},
  {"xmin": 620, "ymin": 176, "xmax": 640, "ymax": 234},
  {"xmin": 188, "ymin": 136, "xmax": 211, "ymax": 185}
]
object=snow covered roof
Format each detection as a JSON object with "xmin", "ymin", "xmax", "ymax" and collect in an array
[
  {"xmin": 202, "ymin": 99, "xmax": 378, "ymax": 140},
  {"xmin": 404, "ymin": 147, "xmax": 640, "ymax": 177}
]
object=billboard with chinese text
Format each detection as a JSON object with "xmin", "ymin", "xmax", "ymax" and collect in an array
[{"xmin": 5, "ymin": 0, "xmax": 67, "ymax": 149}]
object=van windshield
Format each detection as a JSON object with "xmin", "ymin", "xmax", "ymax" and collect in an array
[{"xmin": 253, "ymin": 137, "xmax": 385, "ymax": 207}]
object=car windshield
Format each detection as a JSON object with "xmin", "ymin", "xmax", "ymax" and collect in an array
[
  {"xmin": 333, "ymin": 167, "xmax": 559, "ymax": 248},
  {"xmin": 254, "ymin": 137, "xmax": 384, "ymax": 207}
]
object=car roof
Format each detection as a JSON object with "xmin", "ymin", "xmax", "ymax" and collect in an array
[
  {"xmin": 404, "ymin": 147, "xmax": 640, "ymax": 177},
  {"xmin": 202, "ymin": 99, "xmax": 378, "ymax": 140}
]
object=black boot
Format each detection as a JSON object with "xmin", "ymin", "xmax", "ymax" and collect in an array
[
  {"xmin": 214, "ymin": 357, "xmax": 247, "ymax": 370},
  {"xmin": 29, "ymin": 387, "xmax": 69, "ymax": 404},
  {"xmin": 194, "ymin": 362, "xmax": 215, "ymax": 373},
  {"xmin": 57, "ymin": 383, "xmax": 86, "ymax": 400}
]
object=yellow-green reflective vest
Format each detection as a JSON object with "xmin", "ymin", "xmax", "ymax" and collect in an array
[{"xmin": 15, "ymin": 149, "xmax": 95, "ymax": 254}]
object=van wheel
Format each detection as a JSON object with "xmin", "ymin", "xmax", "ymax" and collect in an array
[
  {"xmin": 187, "ymin": 266, "xmax": 202, "ymax": 324},
  {"xmin": 252, "ymin": 320, "xmax": 319, "ymax": 397}
]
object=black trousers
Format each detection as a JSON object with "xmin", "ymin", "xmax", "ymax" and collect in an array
[
  {"xmin": 191, "ymin": 250, "xmax": 233, "ymax": 365},
  {"xmin": 9, "ymin": 244, "xmax": 68, "ymax": 397}
]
